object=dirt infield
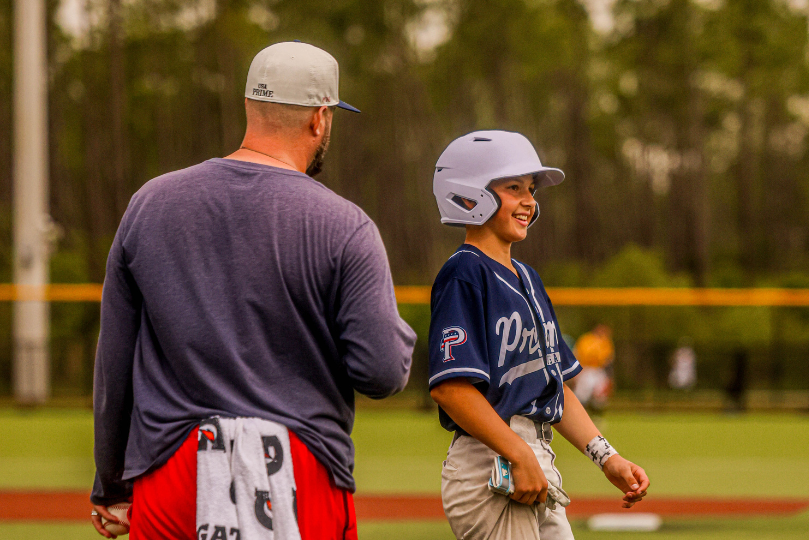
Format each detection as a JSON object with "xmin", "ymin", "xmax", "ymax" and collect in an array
[
  {"xmin": 354, "ymin": 495, "xmax": 809, "ymax": 520},
  {"xmin": 1, "ymin": 491, "xmax": 807, "ymax": 522}
]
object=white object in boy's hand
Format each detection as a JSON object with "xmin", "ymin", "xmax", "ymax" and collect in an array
[
  {"xmin": 488, "ymin": 455, "xmax": 571, "ymax": 509},
  {"xmin": 488, "ymin": 455, "xmax": 515, "ymax": 495}
]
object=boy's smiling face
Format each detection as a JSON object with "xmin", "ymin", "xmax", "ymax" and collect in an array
[{"xmin": 484, "ymin": 174, "xmax": 537, "ymax": 243}]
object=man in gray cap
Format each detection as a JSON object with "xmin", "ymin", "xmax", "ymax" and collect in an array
[{"xmin": 91, "ymin": 42, "xmax": 415, "ymax": 540}]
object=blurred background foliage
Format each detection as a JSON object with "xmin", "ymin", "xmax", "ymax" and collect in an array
[{"xmin": 1, "ymin": 0, "xmax": 808, "ymax": 401}]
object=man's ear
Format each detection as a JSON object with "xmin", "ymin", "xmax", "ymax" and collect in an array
[{"xmin": 309, "ymin": 106, "xmax": 329, "ymax": 137}]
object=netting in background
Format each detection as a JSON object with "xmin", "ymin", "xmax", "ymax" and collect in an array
[{"xmin": 0, "ymin": 302, "xmax": 807, "ymax": 409}]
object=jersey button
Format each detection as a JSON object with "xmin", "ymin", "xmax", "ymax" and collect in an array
[{"xmin": 545, "ymin": 407, "xmax": 551, "ymax": 414}]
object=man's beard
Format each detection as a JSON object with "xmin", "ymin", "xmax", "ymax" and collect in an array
[{"xmin": 306, "ymin": 125, "xmax": 331, "ymax": 177}]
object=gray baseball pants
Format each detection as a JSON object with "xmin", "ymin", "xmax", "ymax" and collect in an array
[{"xmin": 441, "ymin": 416, "xmax": 575, "ymax": 540}]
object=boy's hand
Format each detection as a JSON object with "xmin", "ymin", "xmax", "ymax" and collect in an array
[
  {"xmin": 602, "ymin": 455, "xmax": 650, "ymax": 508},
  {"xmin": 509, "ymin": 444, "xmax": 548, "ymax": 506}
]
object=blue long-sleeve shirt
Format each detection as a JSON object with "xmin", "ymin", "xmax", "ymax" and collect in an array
[{"xmin": 92, "ymin": 158, "xmax": 415, "ymax": 504}]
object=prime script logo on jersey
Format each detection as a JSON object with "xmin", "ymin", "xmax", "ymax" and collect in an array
[
  {"xmin": 441, "ymin": 326, "xmax": 467, "ymax": 361},
  {"xmin": 495, "ymin": 312, "xmax": 560, "ymax": 367}
]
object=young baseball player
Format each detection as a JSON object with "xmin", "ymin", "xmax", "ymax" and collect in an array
[{"xmin": 429, "ymin": 131, "xmax": 650, "ymax": 539}]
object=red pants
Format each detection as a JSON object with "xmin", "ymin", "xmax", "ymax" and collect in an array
[{"xmin": 130, "ymin": 427, "xmax": 357, "ymax": 540}]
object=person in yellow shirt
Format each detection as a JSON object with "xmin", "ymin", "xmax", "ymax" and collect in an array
[{"xmin": 571, "ymin": 325, "xmax": 615, "ymax": 414}]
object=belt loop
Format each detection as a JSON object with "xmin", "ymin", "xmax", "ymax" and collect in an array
[{"xmin": 535, "ymin": 422, "xmax": 553, "ymax": 443}]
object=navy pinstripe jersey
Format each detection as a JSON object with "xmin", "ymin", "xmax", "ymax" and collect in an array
[{"xmin": 428, "ymin": 244, "xmax": 582, "ymax": 431}]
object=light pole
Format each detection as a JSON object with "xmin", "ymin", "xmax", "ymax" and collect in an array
[{"xmin": 13, "ymin": 0, "xmax": 51, "ymax": 404}]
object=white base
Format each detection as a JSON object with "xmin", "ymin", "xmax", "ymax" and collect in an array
[{"xmin": 587, "ymin": 513, "xmax": 662, "ymax": 531}]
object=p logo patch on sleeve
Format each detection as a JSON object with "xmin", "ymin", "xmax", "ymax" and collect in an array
[{"xmin": 441, "ymin": 326, "xmax": 467, "ymax": 362}]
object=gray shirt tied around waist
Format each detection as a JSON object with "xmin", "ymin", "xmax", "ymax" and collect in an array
[{"xmin": 92, "ymin": 158, "xmax": 416, "ymax": 504}]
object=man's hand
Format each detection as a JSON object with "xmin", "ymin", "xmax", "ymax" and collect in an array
[
  {"xmin": 602, "ymin": 455, "xmax": 650, "ymax": 508},
  {"xmin": 509, "ymin": 444, "xmax": 548, "ymax": 506},
  {"xmin": 91, "ymin": 504, "xmax": 121, "ymax": 538}
]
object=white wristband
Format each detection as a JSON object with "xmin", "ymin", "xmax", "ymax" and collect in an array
[{"xmin": 585, "ymin": 435, "xmax": 618, "ymax": 470}]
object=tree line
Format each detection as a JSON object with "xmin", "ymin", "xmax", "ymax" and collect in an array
[{"xmin": 0, "ymin": 0, "xmax": 808, "ymax": 395}]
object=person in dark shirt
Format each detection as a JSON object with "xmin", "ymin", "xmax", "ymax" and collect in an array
[
  {"xmin": 429, "ymin": 131, "xmax": 649, "ymax": 539},
  {"xmin": 91, "ymin": 42, "xmax": 415, "ymax": 540}
]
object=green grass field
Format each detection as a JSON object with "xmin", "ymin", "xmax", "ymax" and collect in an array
[{"xmin": 0, "ymin": 407, "xmax": 808, "ymax": 539}]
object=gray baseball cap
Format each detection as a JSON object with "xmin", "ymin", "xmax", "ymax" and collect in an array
[{"xmin": 245, "ymin": 41, "xmax": 360, "ymax": 113}]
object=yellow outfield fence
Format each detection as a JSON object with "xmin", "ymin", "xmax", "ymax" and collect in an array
[
  {"xmin": 394, "ymin": 286, "xmax": 809, "ymax": 306},
  {"xmin": 0, "ymin": 284, "xmax": 105, "ymax": 302},
  {"xmin": 1, "ymin": 284, "xmax": 809, "ymax": 306}
]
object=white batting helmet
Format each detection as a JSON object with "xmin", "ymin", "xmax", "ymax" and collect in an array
[{"xmin": 433, "ymin": 130, "xmax": 564, "ymax": 227}]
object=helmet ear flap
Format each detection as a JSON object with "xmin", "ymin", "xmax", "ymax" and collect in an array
[{"xmin": 484, "ymin": 187, "xmax": 502, "ymax": 223}]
